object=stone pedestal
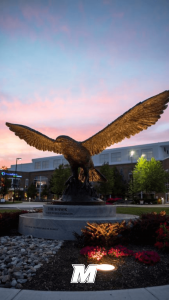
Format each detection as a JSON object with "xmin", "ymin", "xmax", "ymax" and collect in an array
[{"xmin": 19, "ymin": 204, "xmax": 138, "ymax": 240}]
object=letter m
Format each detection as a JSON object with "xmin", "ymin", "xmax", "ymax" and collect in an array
[{"xmin": 71, "ymin": 264, "xmax": 97, "ymax": 283}]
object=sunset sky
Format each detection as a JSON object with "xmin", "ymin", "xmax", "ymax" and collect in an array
[{"xmin": 0, "ymin": 0, "xmax": 169, "ymax": 168}]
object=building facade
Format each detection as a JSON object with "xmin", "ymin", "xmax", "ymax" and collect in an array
[{"xmin": 3, "ymin": 141, "xmax": 169, "ymax": 201}]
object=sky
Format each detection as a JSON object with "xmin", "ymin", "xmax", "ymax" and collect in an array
[{"xmin": 0, "ymin": 0, "xmax": 169, "ymax": 168}]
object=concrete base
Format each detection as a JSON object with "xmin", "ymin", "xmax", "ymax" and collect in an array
[
  {"xmin": 43, "ymin": 204, "xmax": 116, "ymax": 217},
  {"xmin": 19, "ymin": 205, "xmax": 138, "ymax": 240}
]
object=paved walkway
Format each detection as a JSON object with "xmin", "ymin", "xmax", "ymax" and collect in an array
[
  {"xmin": 1, "ymin": 285, "xmax": 169, "ymax": 300},
  {"xmin": 0, "ymin": 202, "xmax": 45, "ymax": 209},
  {"xmin": 0, "ymin": 202, "xmax": 169, "ymax": 210}
]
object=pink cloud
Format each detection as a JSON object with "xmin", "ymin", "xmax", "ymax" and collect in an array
[
  {"xmin": 21, "ymin": 5, "xmax": 49, "ymax": 26},
  {"xmin": 78, "ymin": 1, "xmax": 84, "ymax": 14},
  {"xmin": 112, "ymin": 12, "xmax": 124, "ymax": 18},
  {"xmin": 1, "ymin": 84, "xmax": 169, "ymax": 168},
  {"xmin": 103, "ymin": 0, "xmax": 112, "ymax": 4},
  {"xmin": 60, "ymin": 25, "xmax": 70, "ymax": 33},
  {"xmin": 1, "ymin": 16, "xmax": 22, "ymax": 30}
]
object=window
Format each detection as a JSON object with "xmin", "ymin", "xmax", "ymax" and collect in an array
[
  {"xmin": 34, "ymin": 162, "xmax": 41, "ymax": 169},
  {"xmin": 128, "ymin": 150, "xmax": 139, "ymax": 161},
  {"xmin": 53, "ymin": 159, "xmax": 62, "ymax": 168},
  {"xmin": 33, "ymin": 176, "xmax": 48, "ymax": 189},
  {"xmin": 25, "ymin": 179, "xmax": 29, "ymax": 188},
  {"xmin": 12, "ymin": 178, "xmax": 20, "ymax": 188},
  {"xmin": 100, "ymin": 154, "xmax": 109, "ymax": 164},
  {"xmin": 141, "ymin": 149, "xmax": 153, "ymax": 160},
  {"xmin": 111, "ymin": 152, "xmax": 121, "ymax": 162},
  {"xmin": 42, "ymin": 161, "xmax": 49, "ymax": 169}
]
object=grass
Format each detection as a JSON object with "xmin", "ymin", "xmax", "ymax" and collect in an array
[
  {"xmin": 116, "ymin": 206, "xmax": 169, "ymax": 216},
  {"xmin": 0, "ymin": 205, "xmax": 169, "ymax": 216},
  {"xmin": 0, "ymin": 209, "xmax": 21, "ymax": 213}
]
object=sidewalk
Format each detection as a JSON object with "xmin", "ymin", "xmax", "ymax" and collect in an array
[
  {"xmin": 0, "ymin": 202, "xmax": 169, "ymax": 209},
  {"xmin": 1, "ymin": 285, "xmax": 169, "ymax": 300},
  {"xmin": 0, "ymin": 202, "xmax": 44, "ymax": 209}
]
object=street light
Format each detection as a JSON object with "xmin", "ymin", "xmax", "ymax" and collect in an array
[
  {"xmin": 140, "ymin": 154, "xmax": 145, "ymax": 199},
  {"xmin": 130, "ymin": 151, "xmax": 135, "ymax": 163},
  {"xmin": 14, "ymin": 158, "xmax": 22, "ymax": 202},
  {"xmin": 130, "ymin": 151, "xmax": 135, "ymax": 200}
]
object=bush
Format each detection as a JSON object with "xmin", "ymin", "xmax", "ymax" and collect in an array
[
  {"xmin": 155, "ymin": 222, "xmax": 169, "ymax": 251},
  {"xmin": 0, "ymin": 211, "xmax": 27, "ymax": 235},
  {"xmin": 74, "ymin": 212, "xmax": 169, "ymax": 248},
  {"xmin": 74, "ymin": 221, "xmax": 131, "ymax": 247},
  {"xmin": 123, "ymin": 212, "xmax": 169, "ymax": 245}
]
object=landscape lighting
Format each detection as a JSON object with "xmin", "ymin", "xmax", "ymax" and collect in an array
[{"xmin": 96, "ymin": 264, "xmax": 115, "ymax": 271}]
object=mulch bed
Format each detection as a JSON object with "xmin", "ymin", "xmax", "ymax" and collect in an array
[{"xmin": 22, "ymin": 241, "xmax": 169, "ymax": 291}]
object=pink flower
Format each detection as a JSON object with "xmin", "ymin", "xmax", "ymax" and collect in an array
[
  {"xmin": 108, "ymin": 245, "xmax": 134, "ymax": 257},
  {"xmin": 165, "ymin": 241, "xmax": 169, "ymax": 248},
  {"xmin": 155, "ymin": 223, "xmax": 169, "ymax": 251},
  {"xmin": 80, "ymin": 246, "xmax": 107, "ymax": 261},
  {"xmin": 135, "ymin": 251, "xmax": 160, "ymax": 265},
  {"xmin": 155, "ymin": 242, "xmax": 164, "ymax": 249}
]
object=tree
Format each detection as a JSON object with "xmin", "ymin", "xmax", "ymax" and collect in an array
[
  {"xmin": 0, "ymin": 174, "xmax": 11, "ymax": 198},
  {"xmin": 50, "ymin": 164, "xmax": 71, "ymax": 197},
  {"xmin": 132, "ymin": 156, "xmax": 167, "ymax": 195},
  {"xmin": 27, "ymin": 183, "xmax": 38, "ymax": 199},
  {"xmin": 96, "ymin": 163, "xmax": 114, "ymax": 197},
  {"xmin": 41, "ymin": 184, "xmax": 50, "ymax": 199},
  {"xmin": 111, "ymin": 166, "xmax": 127, "ymax": 197}
]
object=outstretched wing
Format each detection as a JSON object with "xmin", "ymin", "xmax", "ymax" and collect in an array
[
  {"xmin": 6, "ymin": 123, "xmax": 62, "ymax": 154},
  {"xmin": 82, "ymin": 90, "xmax": 169, "ymax": 155}
]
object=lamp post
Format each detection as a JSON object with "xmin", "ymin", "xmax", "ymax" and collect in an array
[
  {"xmin": 14, "ymin": 158, "xmax": 22, "ymax": 202},
  {"xmin": 130, "ymin": 151, "xmax": 135, "ymax": 200},
  {"xmin": 140, "ymin": 154, "xmax": 145, "ymax": 200}
]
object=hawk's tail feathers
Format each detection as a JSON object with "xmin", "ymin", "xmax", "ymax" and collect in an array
[
  {"xmin": 89, "ymin": 168, "xmax": 107, "ymax": 182},
  {"xmin": 78, "ymin": 168, "xmax": 107, "ymax": 182}
]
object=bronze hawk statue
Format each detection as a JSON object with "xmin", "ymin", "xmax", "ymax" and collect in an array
[{"xmin": 6, "ymin": 91, "xmax": 169, "ymax": 187}]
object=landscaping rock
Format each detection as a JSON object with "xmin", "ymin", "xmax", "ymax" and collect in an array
[
  {"xmin": 17, "ymin": 279, "xmax": 27, "ymax": 284},
  {"xmin": 0, "ymin": 235, "xmax": 63, "ymax": 289},
  {"xmin": 2, "ymin": 275, "xmax": 10, "ymax": 283},
  {"xmin": 11, "ymin": 279, "xmax": 17, "ymax": 287}
]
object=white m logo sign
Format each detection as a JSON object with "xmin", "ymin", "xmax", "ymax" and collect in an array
[{"xmin": 71, "ymin": 264, "xmax": 97, "ymax": 283}]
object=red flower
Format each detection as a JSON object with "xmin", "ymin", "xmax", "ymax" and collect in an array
[
  {"xmin": 154, "ymin": 242, "xmax": 164, "ymax": 249},
  {"xmin": 135, "ymin": 251, "xmax": 160, "ymax": 265},
  {"xmin": 80, "ymin": 246, "xmax": 107, "ymax": 261},
  {"xmin": 155, "ymin": 223, "xmax": 169, "ymax": 251},
  {"xmin": 165, "ymin": 241, "xmax": 169, "ymax": 248},
  {"xmin": 108, "ymin": 245, "xmax": 134, "ymax": 257}
]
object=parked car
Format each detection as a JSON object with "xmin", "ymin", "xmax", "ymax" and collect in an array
[{"xmin": 106, "ymin": 197, "xmax": 123, "ymax": 205}]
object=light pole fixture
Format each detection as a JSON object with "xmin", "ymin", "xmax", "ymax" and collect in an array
[
  {"xmin": 140, "ymin": 154, "xmax": 145, "ymax": 199},
  {"xmin": 130, "ymin": 151, "xmax": 135, "ymax": 163},
  {"xmin": 130, "ymin": 151, "xmax": 135, "ymax": 201},
  {"xmin": 14, "ymin": 158, "xmax": 22, "ymax": 202}
]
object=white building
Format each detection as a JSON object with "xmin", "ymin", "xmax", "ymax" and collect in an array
[
  {"xmin": 9, "ymin": 141, "xmax": 169, "ymax": 172},
  {"xmin": 7, "ymin": 141, "xmax": 169, "ymax": 202}
]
